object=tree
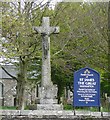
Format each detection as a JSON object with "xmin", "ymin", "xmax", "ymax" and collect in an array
[
  {"xmin": 1, "ymin": 2, "xmax": 44, "ymax": 109},
  {"xmin": 50, "ymin": 2, "xmax": 108, "ymax": 99}
]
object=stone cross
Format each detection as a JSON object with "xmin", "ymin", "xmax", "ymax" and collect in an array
[
  {"xmin": 34, "ymin": 17, "xmax": 59, "ymax": 88},
  {"xmin": 34, "ymin": 17, "xmax": 63, "ymax": 110}
]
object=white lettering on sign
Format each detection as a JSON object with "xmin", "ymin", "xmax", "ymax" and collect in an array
[
  {"xmin": 74, "ymin": 68, "xmax": 100, "ymax": 106},
  {"xmin": 81, "ymin": 74, "xmax": 93, "ymax": 76},
  {"xmin": 77, "ymin": 70, "xmax": 98, "ymax": 104}
]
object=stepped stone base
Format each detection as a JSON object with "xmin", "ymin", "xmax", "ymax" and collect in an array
[{"xmin": 37, "ymin": 104, "xmax": 63, "ymax": 110}]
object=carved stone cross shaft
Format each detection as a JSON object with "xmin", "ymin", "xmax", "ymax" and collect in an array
[{"xmin": 34, "ymin": 17, "xmax": 59, "ymax": 88}]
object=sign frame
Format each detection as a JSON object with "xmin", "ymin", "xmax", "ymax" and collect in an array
[{"xmin": 73, "ymin": 67, "xmax": 100, "ymax": 107}]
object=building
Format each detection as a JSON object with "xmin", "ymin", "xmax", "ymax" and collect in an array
[
  {"xmin": 0, "ymin": 64, "xmax": 38, "ymax": 107},
  {"xmin": 0, "ymin": 65, "xmax": 17, "ymax": 106}
]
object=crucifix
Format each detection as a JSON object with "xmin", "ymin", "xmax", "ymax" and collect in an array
[
  {"xmin": 34, "ymin": 17, "xmax": 59, "ymax": 88},
  {"xmin": 34, "ymin": 17, "xmax": 63, "ymax": 110}
]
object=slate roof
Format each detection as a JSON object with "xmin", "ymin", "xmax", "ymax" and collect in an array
[{"xmin": 0, "ymin": 65, "xmax": 17, "ymax": 79}]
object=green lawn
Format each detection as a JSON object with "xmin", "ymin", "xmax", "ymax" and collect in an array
[
  {"xmin": 0, "ymin": 106, "xmax": 16, "ymax": 110},
  {"xmin": 0, "ymin": 105, "xmax": 110, "ymax": 112},
  {"xmin": 63, "ymin": 104, "xmax": 110, "ymax": 112}
]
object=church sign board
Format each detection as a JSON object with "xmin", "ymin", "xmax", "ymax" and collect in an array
[{"xmin": 74, "ymin": 67, "xmax": 100, "ymax": 107}]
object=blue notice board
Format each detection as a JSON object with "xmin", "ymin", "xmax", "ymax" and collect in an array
[{"xmin": 74, "ymin": 67, "xmax": 100, "ymax": 107}]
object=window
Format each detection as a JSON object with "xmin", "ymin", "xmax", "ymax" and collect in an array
[{"xmin": 0, "ymin": 82, "xmax": 3, "ymax": 98}]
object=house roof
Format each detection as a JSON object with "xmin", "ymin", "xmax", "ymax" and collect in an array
[{"xmin": 0, "ymin": 65, "xmax": 17, "ymax": 79}]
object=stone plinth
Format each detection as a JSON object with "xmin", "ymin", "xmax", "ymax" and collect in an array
[
  {"xmin": 37, "ymin": 85, "xmax": 63, "ymax": 110},
  {"xmin": 39, "ymin": 85, "xmax": 58, "ymax": 102},
  {"xmin": 37, "ymin": 104, "xmax": 63, "ymax": 110},
  {"xmin": 39, "ymin": 98, "xmax": 57, "ymax": 104}
]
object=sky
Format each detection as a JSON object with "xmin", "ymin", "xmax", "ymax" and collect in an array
[{"xmin": 35, "ymin": 0, "xmax": 63, "ymax": 9}]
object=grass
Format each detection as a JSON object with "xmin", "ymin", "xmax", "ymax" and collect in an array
[
  {"xmin": 0, "ymin": 104, "xmax": 110, "ymax": 112},
  {"xmin": 0, "ymin": 106, "xmax": 16, "ymax": 110},
  {"xmin": 63, "ymin": 104, "xmax": 110, "ymax": 112},
  {"xmin": 63, "ymin": 104, "xmax": 73, "ymax": 110}
]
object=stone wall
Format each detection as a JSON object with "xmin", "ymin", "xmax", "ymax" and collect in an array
[
  {"xmin": 1, "ymin": 117, "xmax": 110, "ymax": 120},
  {"xmin": 1, "ymin": 79, "xmax": 16, "ymax": 106},
  {"xmin": 0, "ymin": 110, "xmax": 110, "ymax": 120}
]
